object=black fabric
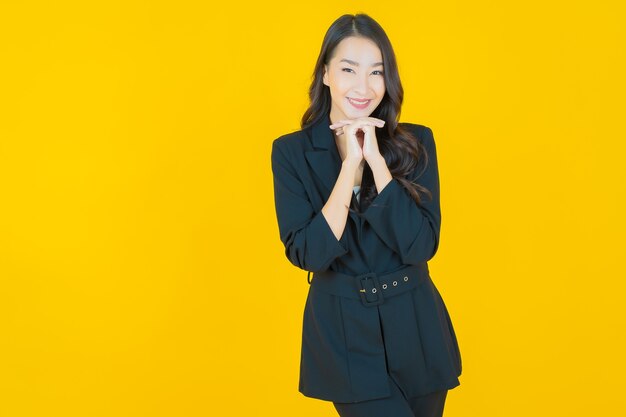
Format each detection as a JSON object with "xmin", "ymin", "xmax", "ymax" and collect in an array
[
  {"xmin": 271, "ymin": 112, "xmax": 462, "ymax": 402},
  {"xmin": 333, "ymin": 374, "xmax": 448, "ymax": 417}
]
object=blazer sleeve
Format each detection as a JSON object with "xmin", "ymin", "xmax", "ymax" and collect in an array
[
  {"xmin": 360, "ymin": 125, "xmax": 441, "ymax": 265},
  {"xmin": 271, "ymin": 139, "xmax": 349, "ymax": 272}
]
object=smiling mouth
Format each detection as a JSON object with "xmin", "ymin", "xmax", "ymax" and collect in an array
[{"xmin": 347, "ymin": 97, "xmax": 371, "ymax": 108}]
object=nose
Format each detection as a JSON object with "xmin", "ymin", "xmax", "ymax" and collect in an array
[{"xmin": 353, "ymin": 72, "xmax": 369, "ymax": 96}]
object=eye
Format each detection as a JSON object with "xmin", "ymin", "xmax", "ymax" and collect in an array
[{"xmin": 341, "ymin": 68, "xmax": 384, "ymax": 75}]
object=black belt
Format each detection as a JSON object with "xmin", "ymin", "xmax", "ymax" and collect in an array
[{"xmin": 308, "ymin": 263, "xmax": 430, "ymax": 307}]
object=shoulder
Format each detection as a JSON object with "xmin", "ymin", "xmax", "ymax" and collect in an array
[
  {"xmin": 271, "ymin": 126, "xmax": 311, "ymax": 158},
  {"xmin": 399, "ymin": 122, "xmax": 438, "ymax": 160},
  {"xmin": 398, "ymin": 122, "xmax": 435, "ymax": 146}
]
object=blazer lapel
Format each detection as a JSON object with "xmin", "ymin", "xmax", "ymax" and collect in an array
[{"xmin": 305, "ymin": 113, "xmax": 342, "ymax": 195}]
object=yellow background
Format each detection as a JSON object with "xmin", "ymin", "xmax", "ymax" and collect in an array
[{"xmin": 1, "ymin": 1, "xmax": 625, "ymax": 416}]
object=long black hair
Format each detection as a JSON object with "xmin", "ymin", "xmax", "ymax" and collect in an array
[{"xmin": 301, "ymin": 13, "xmax": 432, "ymax": 208}]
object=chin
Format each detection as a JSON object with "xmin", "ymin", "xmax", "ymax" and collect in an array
[{"xmin": 345, "ymin": 108, "xmax": 373, "ymax": 118}]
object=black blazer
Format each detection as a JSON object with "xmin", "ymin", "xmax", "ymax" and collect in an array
[{"xmin": 271, "ymin": 112, "xmax": 462, "ymax": 402}]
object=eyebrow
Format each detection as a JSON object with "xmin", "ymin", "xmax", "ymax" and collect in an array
[{"xmin": 339, "ymin": 58, "xmax": 384, "ymax": 67}]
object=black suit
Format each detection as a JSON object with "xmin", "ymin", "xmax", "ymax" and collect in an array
[{"xmin": 271, "ymin": 112, "xmax": 462, "ymax": 403}]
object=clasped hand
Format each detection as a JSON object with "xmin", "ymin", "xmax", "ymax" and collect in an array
[{"xmin": 329, "ymin": 117, "xmax": 385, "ymax": 163}]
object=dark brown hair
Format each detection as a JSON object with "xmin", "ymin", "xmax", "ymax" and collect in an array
[{"xmin": 301, "ymin": 13, "xmax": 432, "ymax": 209}]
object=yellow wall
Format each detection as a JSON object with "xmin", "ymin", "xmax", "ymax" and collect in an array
[{"xmin": 1, "ymin": 1, "xmax": 625, "ymax": 416}]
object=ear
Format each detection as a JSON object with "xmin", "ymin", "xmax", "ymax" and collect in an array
[{"xmin": 322, "ymin": 65, "xmax": 329, "ymax": 86}]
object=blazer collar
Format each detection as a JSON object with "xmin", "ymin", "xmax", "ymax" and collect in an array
[{"xmin": 305, "ymin": 113, "xmax": 342, "ymax": 194}]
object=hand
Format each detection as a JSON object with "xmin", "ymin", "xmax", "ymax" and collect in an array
[{"xmin": 329, "ymin": 117, "xmax": 385, "ymax": 163}]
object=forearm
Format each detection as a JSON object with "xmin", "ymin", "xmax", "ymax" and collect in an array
[
  {"xmin": 360, "ymin": 126, "xmax": 442, "ymax": 264},
  {"xmin": 368, "ymin": 155, "xmax": 393, "ymax": 193},
  {"xmin": 321, "ymin": 159, "xmax": 360, "ymax": 240}
]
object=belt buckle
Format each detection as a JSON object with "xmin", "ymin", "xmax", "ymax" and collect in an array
[{"xmin": 357, "ymin": 272, "xmax": 384, "ymax": 307}]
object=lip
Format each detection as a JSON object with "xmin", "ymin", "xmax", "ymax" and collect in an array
[{"xmin": 347, "ymin": 97, "xmax": 371, "ymax": 110}]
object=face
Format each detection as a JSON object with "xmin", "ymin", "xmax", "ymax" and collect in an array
[{"xmin": 322, "ymin": 36, "xmax": 386, "ymax": 124}]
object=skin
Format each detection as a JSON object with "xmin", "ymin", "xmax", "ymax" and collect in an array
[{"xmin": 320, "ymin": 36, "xmax": 394, "ymax": 241}]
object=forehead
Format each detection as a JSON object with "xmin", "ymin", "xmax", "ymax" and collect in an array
[{"xmin": 331, "ymin": 36, "xmax": 382, "ymax": 63}]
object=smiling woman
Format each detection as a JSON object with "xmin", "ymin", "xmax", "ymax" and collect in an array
[
  {"xmin": 322, "ymin": 38, "xmax": 386, "ymax": 118},
  {"xmin": 271, "ymin": 13, "xmax": 462, "ymax": 417}
]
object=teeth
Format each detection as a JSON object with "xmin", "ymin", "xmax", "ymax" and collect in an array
[{"xmin": 349, "ymin": 98, "xmax": 369, "ymax": 105}]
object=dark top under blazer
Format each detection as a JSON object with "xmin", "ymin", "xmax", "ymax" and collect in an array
[{"xmin": 271, "ymin": 112, "xmax": 462, "ymax": 403}]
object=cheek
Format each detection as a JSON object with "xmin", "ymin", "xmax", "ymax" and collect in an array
[
  {"xmin": 373, "ymin": 78, "xmax": 386, "ymax": 96},
  {"xmin": 330, "ymin": 73, "xmax": 352, "ymax": 93},
  {"xmin": 335, "ymin": 78, "xmax": 350, "ymax": 95}
]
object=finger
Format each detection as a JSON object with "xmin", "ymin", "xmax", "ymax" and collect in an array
[
  {"xmin": 354, "ymin": 118, "xmax": 384, "ymax": 127},
  {"xmin": 331, "ymin": 118, "xmax": 383, "ymax": 130},
  {"xmin": 346, "ymin": 123, "xmax": 380, "ymax": 133},
  {"xmin": 362, "ymin": 126, "xmax": 376, "ymax": 136},
  {"xmin": 329, "ymin": 121, "xmax": 353, "ymax": 129},
  {"xmin": 367, "ymin": 117, "xmax": 386, "ymax": 125},
  {"xmin": 345, "ymin": 117, "xmax": 385, "ymax": 126},
  {"xmin": 361, "ymin": 118, "xmax": 385, "ymax": 128}
]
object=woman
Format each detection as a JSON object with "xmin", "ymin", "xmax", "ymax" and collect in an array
[{"xmin": 270, "ymin": 13, "xmax": 462, "ymax": 417}]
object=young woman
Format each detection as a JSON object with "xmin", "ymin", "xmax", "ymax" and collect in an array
[{"xmin": 271, "ymin": 13, "xmax": 462, "ymax": 417}]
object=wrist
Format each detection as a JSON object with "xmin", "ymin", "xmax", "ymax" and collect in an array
[
  {"xmin": 342, "ymin": 158, "xmax": 363, "ymax": 171},
  {"xmin": 366, "ymin": 154, "xmax": 386, "ymax": 168}
]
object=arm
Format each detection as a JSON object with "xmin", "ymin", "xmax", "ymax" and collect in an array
[
  {"xmin": 271, "ymin": 140, "xmax": 356, "ymax": 272},
  {"xmin": 322, "ymin": 157, "xmax": 361, "ymax": 240},
  {"xmin": 360, "ymin": 126, "xmax": 442, "ymax": 265}
]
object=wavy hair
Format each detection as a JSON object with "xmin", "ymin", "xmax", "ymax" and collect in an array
[{"xmin": 301, "ymin": 13, "xmax": 432, "ymax": 209}]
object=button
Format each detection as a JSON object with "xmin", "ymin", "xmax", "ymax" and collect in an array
[
  {"xmin": 382, "ymin": 283, "xmax": 388, "ymax": 289},
  {"xmin": 372, "ymin": 288, "xmax": 377, "ymax": 293},
  {"xmin": 393, "ymin": 281, "xmax": 398, "ymax": 286},
  {"xmin": 404, "ymin": 276, "xmax": 409, "ymax": 282}
]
